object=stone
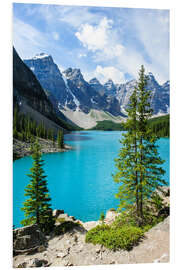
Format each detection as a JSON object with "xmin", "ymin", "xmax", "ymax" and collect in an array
[
  {"xmin": 17, "ymin": 262, "xmax": 27, "ymax": 268},
  {"xmin": 29, "ymin": 258, "xmax": 48, "ymax": 267},
  {"xmin": 37, "ymin": 245, "xmax": 46, "ymax": 253},
  {"xmin": 13, "ymin": 224, "xmax": 46, "ymax": 253},
  {"xmin": 69, "ymin": 216, "xmax": 76, "ymax": 221},
  {"xmin": 53, "ymin": 209, "xmax": 64, "ymax": 218},
  {"xmin": 95, "ymin": 248, "xmax": 101, "ymax": 254},
  {"xmin": 57, "ymin": 252, "xmax": 68, "ymax": 258}
]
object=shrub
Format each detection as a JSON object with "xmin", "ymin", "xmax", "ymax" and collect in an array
[
  {"xmin": 85, "ymin": 224, "xmax": 143, "ymax": 251},
  {"xmin": 99, "ymin": 212, "xmax": 105, "ymax": 223},
  {"xmin": 109, "ymin": 208, "xmax": 116, "ymax": 212}
]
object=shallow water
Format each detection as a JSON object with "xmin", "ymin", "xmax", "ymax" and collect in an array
[{"xmin": 13, "ymin": 131, "xmax": 169, "ymax": 227}]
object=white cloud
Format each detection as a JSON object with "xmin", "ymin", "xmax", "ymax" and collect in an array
[
  {"xmin": 95, "ymin": 65, "xmax": 125, "ymax": 84},
  {"xmin": 52, "ymin": 32, "xmax": 59, "ymax": 41},
  {"xmin": 75, "ymin": 10, "xmax": 169, "ymax": 84},
  {"xmin": 75, "ymin": 17, "xmax": 113, "ymax": 52}
]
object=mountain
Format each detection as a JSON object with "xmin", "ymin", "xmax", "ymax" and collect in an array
[
  {"xmin": 23, "ymin": 53, "xmax": 169, "ymax": 128},
  {"xmin": 104, "ymin": 79, "xmax": 117, "ymax": 96},
  {"xmin": 13, "ymin": 48, "xmax": 77, "ymax": 132},
  {"xmin": 116, "ymin": 73, "xmax": 170, "ymax": 115},
  {"xmin": 24, "ymin": 56, "xmax": 125, "ymax": 118}
]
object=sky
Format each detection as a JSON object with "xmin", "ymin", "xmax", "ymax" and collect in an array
[{"xmin": 13, "ymin": 3, "xmax": 169, "ymax": 85}]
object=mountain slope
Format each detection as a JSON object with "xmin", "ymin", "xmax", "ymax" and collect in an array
[
  {"xmin": 13, "ymin": 48, "xmax": 77, "ymax": 132},
  {"xmin": 24, "ymin": 55, "xmax": 124, "ymax": 117},
  {"xmin": 116, "ymin": 73, "xmax": 169, "ymax": 115}
]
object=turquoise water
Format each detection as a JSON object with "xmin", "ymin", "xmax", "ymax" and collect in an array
[{"xmin": 13, "ymin": 131, "xmax": 169, "ymax": 228}]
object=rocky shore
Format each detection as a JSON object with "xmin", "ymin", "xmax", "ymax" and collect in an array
[
  {"xmin": 13, "ymin": 210, "xmax": 169, "ymax": 267},
  {"xmin": 13, "ymin": 137, "xmax": 72, "ymax": 160}
]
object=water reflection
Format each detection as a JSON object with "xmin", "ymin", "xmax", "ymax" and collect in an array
[{"xmin": 65, "ymin": 133, "xmax": 92, "ymax": 141}]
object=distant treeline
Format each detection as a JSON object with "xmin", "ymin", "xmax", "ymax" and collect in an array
[
  {"xmin": 91, "ymin": 114, "xmax": 169, "ymax": 137},
  {"xmin": 148, "ymin": 114, "xmax": 169, "ymax": 138},
  {"xmin": 13, "ymin": 106, "xmax": 56, "ymax": 143},
  {"xmin": 90, "ymin": 120, "xmax": 125, "ymax": 131}
]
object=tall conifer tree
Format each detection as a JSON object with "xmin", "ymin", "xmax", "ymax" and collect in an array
[
  {"xmin": 113, "ymin": 65, "xmax": 167, "ymax": 225},
  {"xmin": 57, "ymin": 130, "xmax": 64, "ymax": 148},
  {"xmin": 21, "ymin": 140, "xmax": 54, "ymax": 233}
]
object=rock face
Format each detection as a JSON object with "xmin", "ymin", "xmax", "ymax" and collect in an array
[
  {"xmin": 13, "ymin": 224, "xmax": 46, "ymax": 254},
  {"xmin": 116, "ymin": 73, "xmax": 170, "ymax": 115},
  {"xmin": 13, "ymin": 48, "xmax": 74, "ymax": 131},
  {"xmin": 104, "ymin": 79, "xmax": 117, "ymax": 96},
  {"xmin": 23, "ymin": 52, "xmax": 169, "ymax": 122},
  {"xmin": 24, "ymin": 55, "xmax": 124, "ymax": 116}
]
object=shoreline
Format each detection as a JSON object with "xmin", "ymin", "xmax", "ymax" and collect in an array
[{"xmin": 13, "ymin": 137, "xmax": 73, "ymax": 160}]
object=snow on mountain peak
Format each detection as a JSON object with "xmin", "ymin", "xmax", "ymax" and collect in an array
[{"xmin": 32, "ymin": 53, "xmax": 50, "ymax": 60}]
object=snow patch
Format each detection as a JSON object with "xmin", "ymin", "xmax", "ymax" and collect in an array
[
  {"xmin": 91, "ymin": 98, "xmax": 98, "ymax": 104},
  {"xmin": 62, "ymin": 75, "xmax": 80, "ymax": 111},
  {"xmin": 30, "ymin": 67, "xmax": 35, "ymax": 72},
  {"xmin": 33, "ymin": 53, "xmax": 49, "ymax": 60}
]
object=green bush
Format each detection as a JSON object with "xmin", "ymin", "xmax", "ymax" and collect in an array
[
  {"xmin": 99, "ymin": 212, "xmax": 105, "ymax": 222},
  {"xmin": 85, "ymin": 224, "xmax": 143, "ymax": 251},
  {"xmin": 109, "ymin": 208, "xmax": 116, "ymax": 212}
]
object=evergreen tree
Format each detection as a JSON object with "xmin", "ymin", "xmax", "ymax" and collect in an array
[
  {"xmin": 57, "ymin": 130, "xmax": 64, "ymax": 148},
  {"xmin": 21, "ymin": 140, "xmax": 54, "ymax": 233},
  {"xmin": 113, "ymin": 65, "xmax": 167, "ymax": 225}
]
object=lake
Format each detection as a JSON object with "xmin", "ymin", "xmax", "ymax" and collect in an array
[{"xmin": 13, "ymin": 131, "xmax": 169, "ymax": 228}]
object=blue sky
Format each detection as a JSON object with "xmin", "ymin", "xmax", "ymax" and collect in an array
[{"xmin": 13, "ymin": 3, "xmax": 169, "ymax": 84}]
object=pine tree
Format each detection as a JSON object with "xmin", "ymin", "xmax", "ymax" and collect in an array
[
  {"xmin": 113, "ymin": 65, "xmax": 167, "ymax": 225},
  {"xmin": 21, "ymin": 140, "xmax": 54, "ymax": 233},
  {"xmin": 57, "ymin": 130, "xmax": 64, "ymax": 148}
]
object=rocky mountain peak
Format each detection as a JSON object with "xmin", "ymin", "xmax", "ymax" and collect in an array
[
  {"xmin": 32, "ymin": 53, "xmax": 51, "ymax": 60},
  {"xmin": 89, "ymin": 77, "xmax": 101, "ymax": 86},
  {"xmin": 63, "ymin": 68, "xmax": 83, "ymax": 81},
  {"xmin": 104, "ymin": 79, "xmax": 116, "ymax": 95}
]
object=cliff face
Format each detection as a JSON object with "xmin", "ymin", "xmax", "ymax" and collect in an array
[
  {"xmin": 24, "ymin": 55, "xmax": 125, "ymax": 116},
  {"xmin": 13, "ymin": 48, "xmax": 76, "ymax": 131},
  {"xmin": 13, "ymin": 48, "xmax": 53, "ymax": 116}
]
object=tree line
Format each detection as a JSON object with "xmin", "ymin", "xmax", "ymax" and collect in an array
[
  {"xmin": 91, "ymin": 115, "xmax": 169, "ymax": 138},
  {"xmin": 13, "ymin": 106, "xmax": 64, "ymax": 148}
]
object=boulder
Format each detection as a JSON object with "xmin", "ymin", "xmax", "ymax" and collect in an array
[
  {"xmin": 53, "ymin": 209, "xmax": 64, "ymax": 218},
  {"xmin": 13, "ymin": 224, "xmax": 46, "ymax": 254}
]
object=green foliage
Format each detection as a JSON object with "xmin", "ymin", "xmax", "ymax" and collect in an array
[
  {"xmin": 151, "ymin": 192, "xmax": 164, "ymax": 211},
  {"xmin": 57, "ymin": 130, "xmax": 64, "ymax": 148},
  {"xmin": 148, "ymin": 115, "xmax": 169, "ymax": 138},
  {"xmin": 21, "ymin": 140, "xmax": 55, "ymax": 233},
  {"xmin": 13, "ymin": 106, "xmax": 66, "ymax": 144},
  {"xmin": 85, "ymin": 224, "xmax": 143, "ymax": 251},
  {"xmin": 113, "ymin": 65, "xmax": 167, "ymax": 225},
  {"xmin": 90, "ymin": 120, "xmax": 126, "ymax": 131},
  {"xmin": 99, "ymin": 212, "xmax": 105, "ymax": 222},
  {"xmin": 109, "ymin": 208, "xmax": 116, "ymax": 212}
]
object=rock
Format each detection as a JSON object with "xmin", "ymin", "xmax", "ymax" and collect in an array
[
  {"xmin": 13, "ymin": 224, "xmax": 46, "ymax": 254},
  {"xmin": 37, "ymin": 245, "xmax": 46, "ymax": 253},
  {"xmin": 73, "ymin": 235, "xmax": 78, "ymax": 242},
  {"xmin": 53, "ymin": 209, "xmax": 64, "ymax": 218},
  {"xmin": 56, "ymin": 251, "xmax": 68, "ymax": 258},
  {"xmin": 95, "ymin": 248, "xmax": 101, "ymax": 254},
  {"xmin": 17, "ymin": 262, "xmax": 27, "ymax": 268},
  {"xmin": 28, "ymin": 258, "xmax": 48, "ymax": 267}
]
